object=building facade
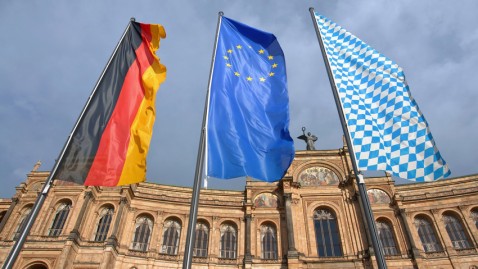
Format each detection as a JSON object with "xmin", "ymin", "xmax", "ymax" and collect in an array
[{"xmin": 0, "ymin": 147, "xmax": 477, "ymax": 269}]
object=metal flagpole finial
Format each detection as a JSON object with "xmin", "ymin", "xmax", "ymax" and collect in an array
[
  {"xmin": 130, "ymin": 17, "xmax": 136, "ymax": 22},
  {"xmin": 218, "ymin": 11, "xmax": 224, "ymax": 16},
  {"xmin": 309, "ymin": 7, "xmax": 315, "ymax": 12}
]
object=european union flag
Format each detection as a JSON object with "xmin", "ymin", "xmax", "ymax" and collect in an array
[{"xmin": 207, "ymin": 16, "xmax": 294, "ymax": 182}]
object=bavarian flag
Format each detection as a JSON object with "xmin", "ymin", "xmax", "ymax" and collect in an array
[{"xmin": 55, "ymin": 21, "xmax": 166, "ymax": 186}]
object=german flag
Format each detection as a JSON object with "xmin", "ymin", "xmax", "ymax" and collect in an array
[{"xmin": 55, "ymin": 21, "xmax": 166, "ymax": 186}]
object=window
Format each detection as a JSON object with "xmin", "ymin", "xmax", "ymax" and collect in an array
[
  {"xmin": 443, "ymin": 213, "xmax": 472, "ymax": 249},
  {"xmin": 193, "ymin": 221, "xmax": 209, "ymax": 257},
  {"xmin": 414, "ymin": 216, "xmax": 442, "ymax": 253},
  {"xmin": 26, "ymin": 262, "xmax": 48, "ymax": 269},
  {"xmin": 261, "ymin": 223, "xmax": 278, "ymax": 260},
  {"xmin": 161, "ymin": 219, "xmax": 181, "ymax": 255},
  {"xmin": 93, "ymin": 206, "xmax": 114, "ymax": 241},
  {"xmin": 48, "ymin": 202, "xmax": 71, "ymax": 237},
  {"xmin": 130, "ymin": 215, "xmax": 153, "ymax": 251},
  {"xmin": 471, "ymin": 209, "xmax": 478, "ymax": 229},
  {"xmin": 313, "ymin": 208, "xmax": 342, "ymax": 257},
  {"xmin": 13, "ymin": 207, "xmax": 32, "ymax": 240},
  {"xmin": 220, "ymin": 223, "xmax": 237, "ymax": 259},
  {"xmin": 376, "ymin": 220, "xmax": 399, "ymax": 256}
]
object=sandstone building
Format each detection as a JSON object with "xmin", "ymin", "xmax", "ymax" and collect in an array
[{"xmin": 0, "ymin": 146, "xmax": 477, "ymax": 268}]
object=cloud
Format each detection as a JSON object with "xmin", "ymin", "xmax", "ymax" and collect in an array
[{"xmin": 0, "ymin": 0, "xmax": 477, "ymax": 198}]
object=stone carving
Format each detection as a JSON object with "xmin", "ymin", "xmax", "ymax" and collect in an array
[
  {"xmin": 297, "ymin": 127, "xmax": 317, "ymax": 150},
  {"xmin": 253, "ymin": 193, "xmax": 279, "ymax": 208},
  {"xmin": 32, "ymin": 160, "xmax": 42, "ymax": 171},
  {"xmin": 29, "ymin": 182, "xmax": 43, "ymax": 192},
  {"xmin": 367, "ymin": 189, "xmax": 391, "ymax": 204},
  {"xmin": 298, "ymin": 167, "xmax": 339, "ymax": 186}
]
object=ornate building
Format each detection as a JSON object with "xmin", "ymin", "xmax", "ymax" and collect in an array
[{"xmin": 0, "ymin": 146, "xmax": 477, "ymax": 269}]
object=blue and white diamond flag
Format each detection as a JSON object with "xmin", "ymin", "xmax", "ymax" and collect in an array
[{"xmin": 314, "ymin": 12, "xmax": 450, "ymax": 182}]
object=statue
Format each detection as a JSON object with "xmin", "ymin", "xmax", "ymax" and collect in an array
[
  {"xmin": 297, "ymin": 127, "xmax": 317, "ymax": 150},
  {"xmin": 32, "ymin": 160, "xmax": 42, "ymax": 171}
]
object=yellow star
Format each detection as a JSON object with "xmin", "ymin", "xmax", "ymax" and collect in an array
[
  {"xmin": 223, "ymin": 56, "xmax": 229, "ymax": 60},
  {"xmin": 272, "ymin": 63, "xmax": 278, "ymax": 68},
  {"xmin": 236, "ymin": 45, "xmax": 242, "ymax": 49},
  {"xmin": 247, "ymin": 76, "xmax": 253, "ymax": 81},
  {"xmin": 268, "ymin": 55, "xmax": 273, "ymax": 60},
  {"xmin": 258, "ymin": 49, "xmax": 264, "ymax": 54},
  {"xmin": 259, "ymin": 77, "xmax": 266, "ymax": 82},
  {"xmin": 269, "ymin": 72, "xmax": 275, "ymax": 77},
  {"xmin": 234, "ymin": 72, "xmax": 240, "ymax": 76},
  {"xmin": 226, "ymin": 63, "xmax": 232, "ymax": 68},
  {"xmin": 227, "ymin": 49, "xmax": 233, "ymax": 54}
]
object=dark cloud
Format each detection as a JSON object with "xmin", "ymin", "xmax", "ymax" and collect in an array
[{"xmin": 1, "ymin": 0, "xmax": 477, "ymax": 198}]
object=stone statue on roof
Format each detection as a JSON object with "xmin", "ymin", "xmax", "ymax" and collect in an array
[{"xmin": 297, "ymin": 127, "xmax": 317, "ymax": 150}]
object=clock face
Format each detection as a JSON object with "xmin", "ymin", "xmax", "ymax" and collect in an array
[{"xmin": 298, "ymin": 167, "xmax": 339, "ymax": 186}]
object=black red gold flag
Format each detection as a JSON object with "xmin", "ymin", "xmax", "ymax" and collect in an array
[{"xmin": 55, "ymin": 22, "xmax": 166, "ymax": 186}]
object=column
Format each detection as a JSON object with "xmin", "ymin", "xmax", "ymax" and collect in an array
[
  {"xmin": 0, "ymin": 197, "xmax": 19, "ymax": 233},
  {"xmin": 68, "ymin": 191, "xmax": 93, "ymax": 240},
  {"xmin": 284, "ymin": 193, "xmax": 298, "ymax": 257},
  {"xmin": 57, "ymin": 192, "xmax": 93, "ymax": 268},
  {"xmin": 397, "ymin": 209, "xmax": 422, "ymax": 267},
  {"xmin": 106, "ymin": 197, "xmax": 128, "ymax": 247},
  {"xmin": 244, "ymin": 214, "xmax": 253, "ymax": 262},
  {"xmin": 100, "ymin": 197, "xmax": 128, "ymax": 269}
]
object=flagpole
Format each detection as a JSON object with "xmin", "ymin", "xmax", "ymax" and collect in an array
[
  {"xmin": 182, "ymin": 12, "xmax": 223, "ymax": 269},
  {"xmin": 1, "ymin": 19, "xmax": 134, "ymax": 269},
  {"xmin": 308, "ymin": 8, "xmax": 387, "ymax": 269}
]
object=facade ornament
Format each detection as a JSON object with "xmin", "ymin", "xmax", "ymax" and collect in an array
[
  {"xmin": 297, "ymin": 127, "xmax": 318, "ymax": 150},
  {"xmin": 431, "ymin": 209, "xmax": 440, "ymax": 215},
  {"xmin": 393, "ymin": 208, "xmax": 402, "ymax": 217},
  {"xmin": 339, "ymin": 177, "xmax": 352, "ymax": 188},
  {"xmin": 32, "ymin": 160, "xmax": 42, "ymax": 171},
  {"xmin": 346, "ymin": 192, "xmax": 358, "ymax": 203}
]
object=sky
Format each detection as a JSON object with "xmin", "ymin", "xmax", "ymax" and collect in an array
[{"xmin": 1, "ymin": 1, "xmax": 477, "ymax": 198}]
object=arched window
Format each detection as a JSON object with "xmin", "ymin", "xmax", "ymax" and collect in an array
[
  {"xmin": 414, "ymin": 216, "xmax": 442, "ymax": 253},
  {"xmin": 376, "ymin": 219, "xmax": 399, "ymax": 256},
  {"xmin": 313, "ymin": 208, "xmax": 342, "ymax": 257},
  {"xmin": 13, "ymin": 206, "xmax": 32, "ymax": 240},
  {"xmin": 220, "ymin": 223, "xmax": 237, "ymax": 259},
  {"xmin": 193, "ymin": 221, "xmax": 209, "ymax": 257},
  {"xmin": 161, "ymin": 218, "xmax": 181, "ymax": 255},
  {"xmin": 471, "ymin": 209, "xmax": 478, "ymax": 229},
  {"xmin": 130, "ymin": 215, "xmax": 153, "ymax": 251},
  {"xmin": 26, "ymin": 262, "xmax": 48, "ymax": 269},
  {"xmin": 48, "ymin": 201, "xmax": 71, "ymax": 237},
  {"xmin": 443, "ymin": 213, "xmax": 472, "ymax": 249},
  {"xmin": 93, "ymin": 206, "xmax": 114, "ymax": 242},
  {"xmin": 261, "ymin": 223, "xmax": 278, "ymax": 260}
]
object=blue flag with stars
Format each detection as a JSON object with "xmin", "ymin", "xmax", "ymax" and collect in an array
[
  {"xmin": 207, "ymin": 16, "xmax": 294, "ymax": 182},
  {"xmin": 314, "ymin": 13, "xmax": 450, "ymax": 182}
]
